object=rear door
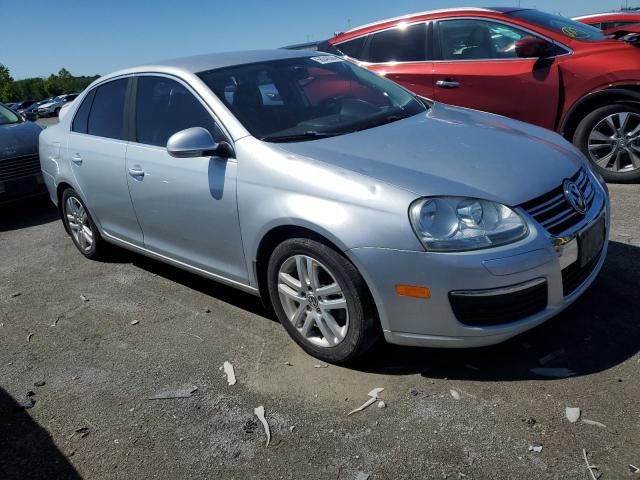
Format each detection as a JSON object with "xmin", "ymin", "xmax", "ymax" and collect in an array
[
  {"xmin": 337, "ymin": 22, "xmax": 435, "ymax": 99},
  {"xmin": 68, "ymin": 78, "xmax": 144, "ymax": 246},
  {"xmin": 432, "ymin": 18, "xmax": 562, "ymax": 130},
  {"xmin": 124, "ymin": 75, "xmax": 248, "ymax": 284}
]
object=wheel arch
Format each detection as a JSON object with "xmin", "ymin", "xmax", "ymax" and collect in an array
[{"xmin": 561, "ymin": 87, "xmax": 640, "ymax": 141}]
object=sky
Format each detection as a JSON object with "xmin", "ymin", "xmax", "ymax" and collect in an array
[{"xmin": 2, "ymin": 0, "xmax": 637, "ymax": 79}]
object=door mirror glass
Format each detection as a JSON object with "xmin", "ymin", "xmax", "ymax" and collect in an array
[
  {"xmin": 515, "ymin": 36, "xmax": 555, "ymax": 58},
  {"xmin": 167, "ymin": 127, "xmax": 233, "ymax": 158}
]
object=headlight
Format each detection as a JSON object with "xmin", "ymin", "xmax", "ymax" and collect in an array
[{"xmin": 409, "ymin": 197, "xmax": 528, "ymax": 252}]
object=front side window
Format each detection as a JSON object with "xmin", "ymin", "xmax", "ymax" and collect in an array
[
  {"xmin": 439, "ymin": 19, "xmax": 537, "ymax": 60},
  {"xmin": 0, "ymin": 104, "xmax": 21, "ymax": 125},
  {"xmin": 135, "ymin": 76, "xmax": 224, "ymax": 147},
  {"xmin": 198, "ymin": 56, "xmax": 427, "ymax": 142},
  {"xmin": 364, "ymin": 23, "xmax": 427, "ymax": 63},
  {"xmin": 87, "ymin": 78, "xmax": 128, "ymax": 140}
]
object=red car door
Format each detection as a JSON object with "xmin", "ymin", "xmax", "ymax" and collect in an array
[
  {"xmin": 432, "ymin": 18, "xmax": 562, "ymax": 130},
  {"xmin": 348, "ymin": 22, "xmax": 435, "ymax": 99}
]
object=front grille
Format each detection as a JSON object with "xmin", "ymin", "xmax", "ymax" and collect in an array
[
  {"xmin": 449, "ymin": 279, "xmax": 548, "ymax": 327},
  {"xmin": 520, "ymin": 169, "xmax": 596, "ymax": 236},
  {"xmin": 0, "ymin": 154, "xmax": 41, "ymax": 182},
  {"xmin": 562, "ymin": 248, "xmax": 602, "ymax": 296}
]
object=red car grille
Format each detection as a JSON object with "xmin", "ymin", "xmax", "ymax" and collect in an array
[
  {"xmin": 0, "ymin": 154, "xmax": 42, "ymax": 182},
  {"xmin": 520, "ymin": 169, "xmax": 596, "ymax": 236}
]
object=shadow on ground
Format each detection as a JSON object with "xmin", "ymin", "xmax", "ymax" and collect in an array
[
  {"xmin": 0, "ymin": 195, "xmax": 58, "ymax": 232},
  {"xmin": 0, "ymin": 387, "xmax": 80, "ymax": 480}
]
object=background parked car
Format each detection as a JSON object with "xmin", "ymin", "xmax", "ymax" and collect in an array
[
  {"xmin": 37, "ymin": 93, "xmax": 79, "ymax": 117},
  {"xmin": 574, "ymin": 11, "xmax": 640, "ymax": 30},
  {"xmin": 0, "ymin": 103, "xmax": 44, "ymax": 202},
  {"xmin": 13, "ymin": 100, "xmax": 37, "ymax": 113},
  {"xmin": 323, "ymin": 7, "xmax": 640, "ymax": 183}
]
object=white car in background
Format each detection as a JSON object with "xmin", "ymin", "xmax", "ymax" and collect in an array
[{"xmin": 38, "ymin": 93, "xmax": 79, "ymax": 117}]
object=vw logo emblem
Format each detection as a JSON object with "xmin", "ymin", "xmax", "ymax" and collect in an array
[
  {"xmin": 306, "ymin": 293, "xmax": 319, "ymax": 309},
  {"xmin": 563, "ymin": 180, "xmax": 587, "ymax": 215}
]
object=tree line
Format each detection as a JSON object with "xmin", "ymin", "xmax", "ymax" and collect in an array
[{"xmin": 0, "ymin": 64, "xmax": 100, "ymax": 103}]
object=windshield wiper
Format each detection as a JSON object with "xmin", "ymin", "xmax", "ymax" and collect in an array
[
  {"xmin": 354, "ymin": 112, "xmax": 415, "ymax": 132},
  {"xmin": 260, "ymin": 130, "xmax": 343, "ymax": 143}
]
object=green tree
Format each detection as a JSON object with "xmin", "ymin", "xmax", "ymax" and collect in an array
[{"xmin": 0, "ymin": 64, "xmax": 15, "ymax": 103}]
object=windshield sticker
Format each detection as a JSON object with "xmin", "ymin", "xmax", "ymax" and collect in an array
[
  {"xmin": 310, "ymin": 56, "xmax": 344, "ymax": 64},
  {"xmin": 561, "ymin": 26, "xmax": 589, "ymax": 39}
]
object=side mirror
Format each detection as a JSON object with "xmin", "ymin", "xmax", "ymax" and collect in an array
[
  {"xmin": 515, "ymin": 36, "xmax": 555, "ymax": 59},
  {"xmin": 167, "ymin": 127, "xmax": 234, "ymax": 158}
]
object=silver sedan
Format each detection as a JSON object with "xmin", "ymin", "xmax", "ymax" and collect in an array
[{"xmin": 39, "ymin": 49, "xmax": 609, "ymax": 363}]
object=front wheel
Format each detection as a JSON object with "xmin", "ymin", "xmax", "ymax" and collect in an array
[
  {"xmin": 574, "ymin": 104, "xmax": 640, "ymax": 183},
  {"xmin": 267, "ymin": 238, "xmax": 380, "ymax": 364}
]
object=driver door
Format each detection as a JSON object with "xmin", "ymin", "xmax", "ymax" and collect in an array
[{"xmin": 432, "ymin": 18, "xmax": 561, "ymax": 130}]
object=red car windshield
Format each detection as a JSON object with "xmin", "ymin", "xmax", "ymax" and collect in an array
[{"xmin": 508, "ymin": 10, "xmax": 607, "ymax": 42}]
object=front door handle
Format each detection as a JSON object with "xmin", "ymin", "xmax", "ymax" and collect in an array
[
  {"xmin": 436, "ymin": 79, "xmax": 461, "ymax": 89},
  {"xmin": 71, "ymin": 153, "xmax": 83, "ymax": 166},
  {"xmin": 128, "ymin": 166, "xmax": 145, "ymax": 179}
]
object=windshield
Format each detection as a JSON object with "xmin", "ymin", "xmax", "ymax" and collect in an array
[
  {"xmin": 0, "ymin": 104, "xmax": 21, "ymax": 125},
  {"xmin": 198, "ymin": 56, "xmax": 427, "ymax": 142},
  {"xmin": 508, "ymin": 10, "xmax": 607, "ymax": 42}
]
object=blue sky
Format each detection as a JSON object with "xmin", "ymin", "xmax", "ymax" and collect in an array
[{"xmin": 3, "ymin": 0, "xmax": 637, "ymax": 79}]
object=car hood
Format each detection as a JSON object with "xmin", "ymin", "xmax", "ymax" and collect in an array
[
  {"xmin": 273, "ymin": 103, "xmax": 584, "ymax": 206},
  {"xmin": 39, "ymin": 102, "xmax": 57, "ymax": 108},
  {"xmin": 0, "ymin": 121, "xmax": 42, "ymax": 160}
]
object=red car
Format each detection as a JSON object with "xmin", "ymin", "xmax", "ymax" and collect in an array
[
  {"xmin": 324, "ymin": 7, "xmax": 640, "ymax": 182},
  {"xmin": 574, "ymin": 11, "xmax": 640, "ymax": 31}
]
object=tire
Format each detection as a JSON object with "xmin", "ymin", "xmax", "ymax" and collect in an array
[
  {"xmin": 61, "ymin": 188, "xmax": 107, "ymax": 260},
  {"xmin": 573, "ymin": 104, "xmax": 640, "ymax": 183},
  {"xmin": 267, "ymin": 238, "xmax": 381, "ymax": 364}
]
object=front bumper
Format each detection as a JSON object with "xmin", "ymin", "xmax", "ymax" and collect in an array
[
  {"xmin": 0, "ymin": 173, "xmax": 46, "ymax": 202},
  {"xmin": 347, "ymin": 177, "xmax": 609, "ymax": 349}
]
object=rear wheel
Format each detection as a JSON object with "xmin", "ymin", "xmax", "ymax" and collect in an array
[
  {"xmin": 574, "ymin": 104, "xmax": 640, "ymax": 183},
  {"xmin": 267, "ymin": 238, "xmax": 380, "ymax": 364},
  {"xmin": 61, "ymin": 188, "xmax": 107, "ymax": 260}
]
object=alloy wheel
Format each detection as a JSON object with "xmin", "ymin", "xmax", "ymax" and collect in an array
[
  {"xmin": 277, "ymin": 255, "xmax": 349, "ymax": 348},
  {"xmin": 587, "ymin": 111, "xmax": 640, "ymax": 173},
  {"xmin": 65, "ymin": 196, "xmax": 94, "ymax": 252}
]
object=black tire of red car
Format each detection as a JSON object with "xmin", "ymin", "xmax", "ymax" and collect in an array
[
  {"xmin": 574, "ymin": 103, "xmax": 640, "ymax": 183},
  {"xmin": 267, "ymin": 238, "xmax": 381, "ymax": 364},
  {"xmin": 61, "ymin": 188, "xmax": 108, "ymax": 260}
]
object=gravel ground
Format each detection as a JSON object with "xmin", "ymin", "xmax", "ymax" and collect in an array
[{"xmin": 1, "ymin": 180, "xmax": 639, "ymax": 479}]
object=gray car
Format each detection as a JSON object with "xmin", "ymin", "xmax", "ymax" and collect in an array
[
  {"xmin": 1, "ymin": 103, "xmax": 44, "ymax": 202},
  {"xmin": 39, "ymin": 49, "xmax": 609, "ymax": 363}
]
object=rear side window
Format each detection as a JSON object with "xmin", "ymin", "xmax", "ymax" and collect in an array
[
  {"xmin": 364, "ymin": 23, "xmax": 427, "ymax": 63},
  {"xmin": 87, "ymin": 78, "xmax": 128, "ymax": 140},
  {"xmin": 71, "ymin": 90, "xmax": 96, "ymax": 134},
  {"xmin": 335, "ymin": 36, "xmax": 367, "ymax": 59},
  {"xmin": 134, "ymin": 76, "xmax": 223, "ymax": 147}
]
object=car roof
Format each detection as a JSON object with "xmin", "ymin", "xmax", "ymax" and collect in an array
[
  {"xmin": 104, "ymin": 49, "xmax": 318, "ymax": 80},
  {"xmin": 340, "ymin": 7, "xmax": 528, "ymax": 35},
  {"xmin": 574, "ymin": 12, "xmax": 640, "ymax": 20}
]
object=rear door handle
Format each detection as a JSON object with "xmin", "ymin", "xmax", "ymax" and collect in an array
[
  {"xmin": 128, "ymin": 166, "xmax": 145, "ymax": 179},
  {"xmin": 71, "ymin": 153, "xmax": 83, "ymax": 165},
  {"xmin": 436, "ymin": 79, "xmax": 461, "ymax": 89}
]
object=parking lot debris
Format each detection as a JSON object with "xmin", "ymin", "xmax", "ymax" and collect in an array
[
  {"xmin": 355, "ymin": 472, "xmax": 370, "ymax": 480},
  {"xmin": 582, "ymin": 419, "xmax": 607, "ymax": 429},
  {"xmin": 530, "ymin": 367, "xmax": 576, "ymax": 378},
  {"xmin": 80, "ymin": 294, "xmax": 89, "ymax": 302},
  {"xmin": 522, "ymin": 417, "xmax": 537, "ymax": 426},
  {"xmin": 27, "ymin": 333, "xmax": 33, "ymax": 343},
  {"xmin": 450, "ymin": 389, "xmax": 461, "ymax": 400},
  {"xmin": 629, "ymin": 464, "xmax": 640, "ymax": 474},
  {"xmin": 75, "ymin": 427, "xmax": 90, "ymax": 439},
  {"xmin": 204, "ymin": 307, "xmax": 211, "ymax": 313},
  {"xmin": 50, "ymin": 315, "xmax": 62, "ymax": 327},
  {"xmin": 539, "ymin": 348, "xmax": 566, "ymax": 366},
  {"xmin": 34, "ymin": 380, "xmax": 46, "ymax": 387},
  {"xmin": 243, "ymin": 418, "xmax": 258, "ymax": 434},
  {"xmin": 289, "ymin": 425, "xmax": 295, "ymax": 432},
  {"xmin": 284, "ymin": 361, "xmax": 293, "ymax": 366},
  {"xmin": 347, "ymin": 388, "xmax": 384, "ymax": 416},
  {"xmin": 377, "ymin": 401, "xmax": 386, "ymax": 409},
  {"xmin": 566, "ymin": 407, "xmax": 581, "ymax": 423},
  {"xmin": 147, "ymin": 386, "xmax": 198, "ymax": 400},
  {"xmin": 409, "ymin": 388, "xmax": 428, "ymax": 397},
  {"xmin": 582, "ymin": 448, "xmax": 600, "ymax": 480},
  {"xmin": 17, "ymin": 396, "xmax": 36, "ymax": 410},
  {"xmin": 130, "ymin": 320, "xmax": 139, "ymax": 326},
  {"xmin": 528, "ymin": 442, "xmax": 543, "ymax": 453},
  {"xmin": 313, "ymin": 364, "xmax": 329, "ymax": 368},
  {"xmin": 10, "ymin": 292, "xmax": 22, "ymax": 298},
  {"xmin": 223, "ymin": 361, "xmax": 236, "ymax": 386},
  {"xmin": 254, "ymin": 406, "xmax": 270, "ymax": 446}
]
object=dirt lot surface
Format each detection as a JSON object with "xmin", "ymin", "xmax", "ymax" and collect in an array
[{"xmin": 1, "ymin": 181, "xmax": 639, "ymax": 479}]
